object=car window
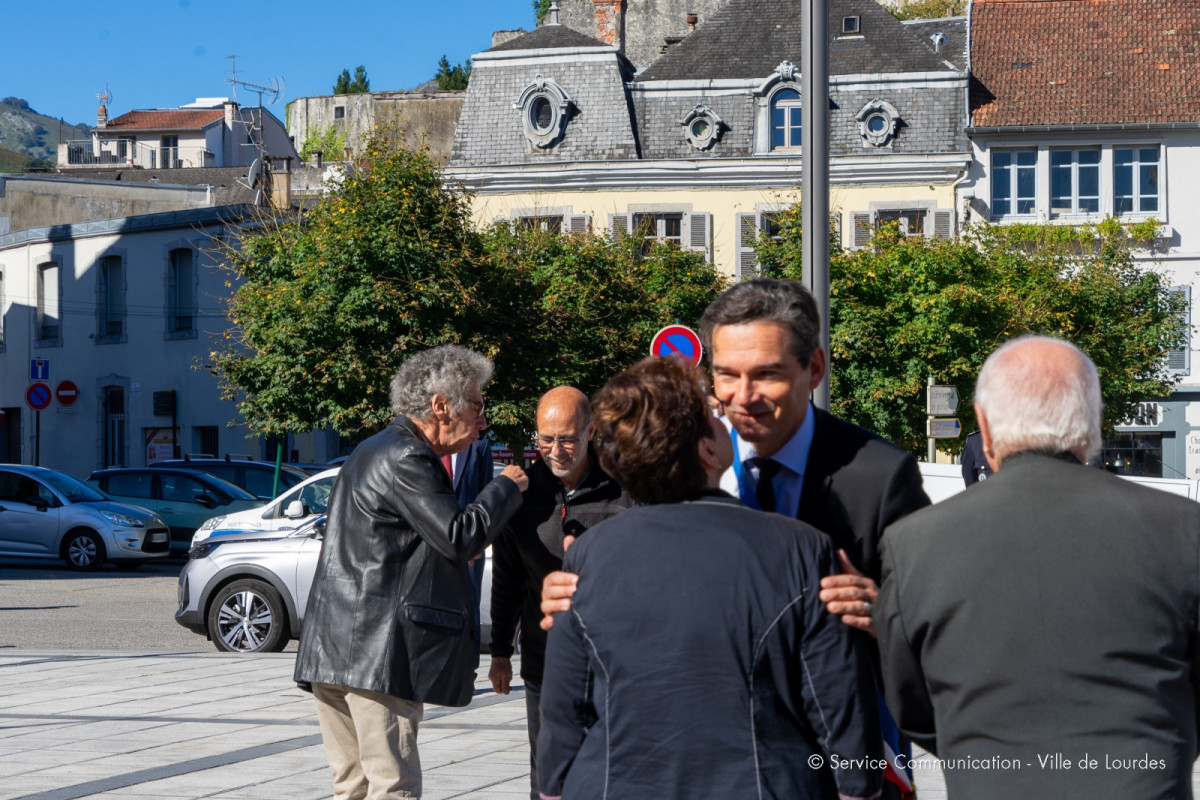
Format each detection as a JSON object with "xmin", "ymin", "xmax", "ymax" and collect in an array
[
  {"xmin": 160, "ymin": 473, "xmax": 211, "ymax": 504},
  {"xmin": 105, "ymin": 472, "xmax": 154, "ymax": 499},
  {"xmin": 298, "ymin": 477, "xmax": 334, "ymax": 514},
  {"xmin": 38, "ymin": 470, "xmax": 105, "ymax": 503},
  {"xmin": 243, "ymin": 469, "xmax": 283, "ymax": 498},
  {"xmin": 0, "ymin": 471, "xmax": 24, "ymax": 502}
]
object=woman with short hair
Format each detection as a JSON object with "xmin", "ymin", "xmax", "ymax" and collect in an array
[{"xmin": 537, "ymin": 356, "xmax": 883, "ymax": 800}]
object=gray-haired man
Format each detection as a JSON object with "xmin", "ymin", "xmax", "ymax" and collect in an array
[{"xmin": 296, "ymin": 344, "xmax": 529, "ymax": 800}]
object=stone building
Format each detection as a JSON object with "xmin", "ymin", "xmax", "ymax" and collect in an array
[
  {"xmin": 447, "ymin": 0, "xmax": 970, "ymax": 278},
  {"xmin": 286, "ymin": 90, "xmax": 465, "ymax": 164}
]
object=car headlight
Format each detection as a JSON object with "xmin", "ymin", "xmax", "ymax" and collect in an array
[
  {"xmin": 100, "ymin": 510, "xmax": 145, "ymax": 528},
  {"xmin": 190, "ymin": 543, "xmax": 216, "ymax": 560},
  {"xmin": 198, "ymin": 515, "xmax": 225, "ymax": 532}
]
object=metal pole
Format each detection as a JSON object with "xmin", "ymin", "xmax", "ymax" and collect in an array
[
  {"xmin": 927, "ymin": 376, "xmax": 936, "ymax": 463},
  {"xmin": 34, "ymin": 410, "xmax": 40, "ymax": 467},
  {"xmin": 802, "ymin": 0, "xmax": 830, "ymax": 410}
]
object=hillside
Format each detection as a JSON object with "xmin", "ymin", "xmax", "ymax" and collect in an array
[
  {"xmin": 0, "ymin": 97, "xmax": 90, "ymax": 162},
  {"xmin": 0, "ymin": 143, "xmax": 50, "ymax": 172}
]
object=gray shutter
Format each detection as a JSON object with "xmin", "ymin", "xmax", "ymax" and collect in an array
[
  {"xmin": 930, "ymin": 209, "xmax": 954, "ymax": 240},
  {"xmin": 852, "ymin": 212, "xmax": 873, "ymax": 249},
  {"xmin": 1168, "ymin": 285, "xmax": 1191, "ymax": 375},
  {"xmin": 687, "ymin": 212, "xmax": 713, "ymax": 262},
  {"xmin": 737, "ymin": 213, "xmax": 758, "ymax": 278},
  {"xmin": 609, "ymin": 213, "xmax": 630, "ymax": 240},
  {"xmin": 830, "ymin": 212, "xmax": 843, "ymax": 250},
  {"xmin": 567, "ymin": 214, "xmax": 591, "ymax": 234}
]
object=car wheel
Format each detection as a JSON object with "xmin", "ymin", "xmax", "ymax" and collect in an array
[
  {"xmin": 62, "ymin": 530, "xmax": 105, "ymax": 571},
  {"xmin": 208, "ymin": 579, "xmax": 289, "ymax": 653}
]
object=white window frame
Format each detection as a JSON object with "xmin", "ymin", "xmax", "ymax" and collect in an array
[
  {"xmin": 1049, "ymin": 147, "xmax": 1101, "ymax": 218},
  {"xmin": 1114, "ymin": 145, "xmax": 1161, "ymax": 218},
  {"xmin": 610, "ymin": 206, "xmax": 712, "ymax": 263},
  {"xmin": 769, "ymin": 87, "xmax": 803, "ymax": 151},
  {"xmin": 36, "ymin": 260, "xmax": 61, "ymax": 346},
  {"xmin": 991, "ymin": 148, "xmax": 1038, "ymax": 218},
  {"xmin": 98, "ymin": 253, "xmax": 127, "ymax": 342}
]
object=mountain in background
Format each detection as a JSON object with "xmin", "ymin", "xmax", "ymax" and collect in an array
[{"xmin": 0, "ymin": 97, "xmax": 90, "ymax": 165}]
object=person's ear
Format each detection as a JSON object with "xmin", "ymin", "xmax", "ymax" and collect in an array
[
  {"xmin": 431, "ymin": 394, "xmax": 452, "ymax": 422},
  {"xmin": 697, "ymin": 435, "xmax": 721, "ymax": 472},
  {"xmin": 976, "ymin": 403, "xmax": 1001, "ymax": 472},
  {"xmin": 807, "ymin": 347, "xmax": 827, "ymax": 392}
]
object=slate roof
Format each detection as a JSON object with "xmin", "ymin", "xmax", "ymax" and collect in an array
[
  {"xmin": 54, "ymin": 166, "xmax": 257, "ymax": 205},
  {"xmin": 970, "ymin": 0, "xmax": 1200, "ymax": 127},
  {"xmin": 903, "ymin": 17, "xmax": 967, "ymax": 71},
  {"xmin": 486, "ymin": 22, "xmax": 608, "ymax": 52},
  {"xmin": 101, "ymin": 109, "xmax": 226, "ymax": 131},
  {"xmin": 636, "ymin": 0, "xmax": 953, "ymax": 81}
]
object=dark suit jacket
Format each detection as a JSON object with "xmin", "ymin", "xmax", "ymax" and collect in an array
[
  {"xmin": 877, "ymin": 452, "xmax": 1200, "ymax": 799},
  {"xmin": 797, "ymin": 407, "xmax": 931, "ymax": 582},
  {"xmin": 452, "ymin": 438, "xmax": 493, "ymax": 506}
]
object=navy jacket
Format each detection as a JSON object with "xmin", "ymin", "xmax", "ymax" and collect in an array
[{"xmin": 537, "ymin": 492, "xmax": 883, "ymax": 800}]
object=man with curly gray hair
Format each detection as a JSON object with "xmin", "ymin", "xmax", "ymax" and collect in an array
[{"xmin": 297, "ymin": 344, "xmax": 529, "ymax": 800}]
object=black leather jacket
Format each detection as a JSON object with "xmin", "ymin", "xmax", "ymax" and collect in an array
[{"xmin": 294, "ymin": 415, "xmax": 523, "ymax": 707}]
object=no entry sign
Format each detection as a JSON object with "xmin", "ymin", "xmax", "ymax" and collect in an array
[
  {"xmin": 56, "ymin": 380, "xmax": 79, "ymax": 406},
  {"xmin": 650, "ymin": 325, "xmax": 704, "ymax": 365},
  {"xmin": 26, "ymin": 383, "xmax": 51, "ymax": 411}
]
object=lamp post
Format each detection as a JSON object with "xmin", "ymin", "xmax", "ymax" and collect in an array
[{"xmin": 802, "ymin": 0, "xmax": 830, "ymax": 410}]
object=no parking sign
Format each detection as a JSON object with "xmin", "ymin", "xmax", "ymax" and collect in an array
[{"xmin": 649, "ymin": 325, "xmax": 704, "ymax": 365}]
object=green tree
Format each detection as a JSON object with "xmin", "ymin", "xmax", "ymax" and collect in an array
[
  {"xmin": 210, "ymin": 133, "xmax": 727, "ymax": 453},
  {"xmin": 434, "ymin": 56, "xmax": 472, "ymax": 90},
  {"xmin": 333, "ymin": 65, "xmax": 370, "ymax": 94},
  {"xmin": 298, "ymin": 124, "xmax": 347, "ymax": 162},
  {"xmin": 210, "ymin": 132, "xmax": 491, "ymax": 438},
  {"xmin": 889, "ymin": 0, "xmax": 967, "ymax": 20},
  {"xmin": 756, "ymin": 213, "xmax": 1185, "ymax": 454},
  {"xmin": 533, "ymin": 0, "xmax": 552, "ymax": 23}
]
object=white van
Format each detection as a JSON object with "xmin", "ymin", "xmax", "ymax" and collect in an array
[
  {"xmin": 193, "ymin": 467, "xmax": 339, "ymax": 545},
  {"xmin": 918, "ymin": 461, "xmax": 1200, "ymax": 504}
]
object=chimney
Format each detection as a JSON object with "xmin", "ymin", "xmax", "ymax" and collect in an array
[
  {"xmin": 593, "ymin": 0, "xmax": 625, "ymax": 49},
  {"xmin": 930, "ymin": 32, "xmax": 947, "ymax": 54},
  {"xmin": 96, "ymin": 103, "xmax": 108, "ymax": 128},
  {"xmin": 687, "ymin": 13, "xmax": 698, "ymax": 32},
  {"xmin": 547, "ymin": 1, "xmax": 560, "ymax": 25}
]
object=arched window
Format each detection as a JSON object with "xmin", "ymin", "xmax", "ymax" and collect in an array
[{"xmin": 771, "ymin": 88, "xmax": 802, "ymax": 150}]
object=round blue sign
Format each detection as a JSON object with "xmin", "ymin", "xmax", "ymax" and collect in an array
[{"xmin": 26, "ymin": 382, "xmax": 51, "ymax": 411}]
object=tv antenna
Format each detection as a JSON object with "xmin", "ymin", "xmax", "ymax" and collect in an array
[
  {"xmin": 96, "ymin": 83, "xmax": 113, "ymax": 108},
  {"xmin": 227, "ymin": 66, "xmax": 286, "ymax": 206}
]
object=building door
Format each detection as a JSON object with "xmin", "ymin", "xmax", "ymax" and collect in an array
[
  {"xmin": 102, "ymin": 387, "xmax": 127, "ymax": 467},
  {"xmin": 0, "ymin": 408, "xmax": 19, "ymax": 463}
]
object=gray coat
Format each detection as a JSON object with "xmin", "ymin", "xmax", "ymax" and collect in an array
[
  {"xmin": 877, "ymin": 452, "xmax": 1200, "ymax": 799},
  {"xmin": 294, "ymin": 416, "xmax": 522, "ymax": 707}
]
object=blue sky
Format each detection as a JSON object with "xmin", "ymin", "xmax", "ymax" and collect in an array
[{"xmin": 2, "ymin": 0, "xmax": 539, "ymax": 127}]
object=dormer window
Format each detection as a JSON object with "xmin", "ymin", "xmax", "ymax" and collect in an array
[
  {"xmin": 771, "ymin": 89, "xmax": 802, "ymax": 150},
  {"xmin": 515, "ymin": 75, "xmax": 572, "ymax": 149},
  {"xmin": 679, "ymin": 104, "xmax": 724, "ymax": 150},
  {"xmin": 842, "ymin": 16, "xmax": 860, "ymax": 35}
]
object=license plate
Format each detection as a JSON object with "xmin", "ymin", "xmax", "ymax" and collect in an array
[{"xmin": 150, "ymin": 533, "xmax": 168, "ymax": 543}]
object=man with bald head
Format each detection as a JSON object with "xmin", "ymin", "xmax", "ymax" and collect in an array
[
  {"xmin": 876, "ymin": 335, "xmax": 1200, "ymax": 799},
  {"xmin": 489, "ymin": 386, "xmax": 632, "ymax": 799}
]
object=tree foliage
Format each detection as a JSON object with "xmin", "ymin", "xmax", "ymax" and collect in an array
[
  {"xmin": 333, "ymin": 65, "xmax": 370, "ymax": 94},
  {"xmin": 210, "ymin": 133, "xmax": 726, "ymax": 452},
  {"xmin": 533, "ymin": 0, "xmax": 552, "ymax": 23},
  {"xmin": 434, "ymin": 56, "xmax": 472, "ymax": 90},
  {"xmin": 756, "ymin": 209, "xmax": 1186, "ymax": 454},
  {"xmin": 299, "ymin": 125, "xmax": 347, "ymax": 162},
  {"xmin": 889, "ymin": 0, "xmax": 967, "ymax": 20}
]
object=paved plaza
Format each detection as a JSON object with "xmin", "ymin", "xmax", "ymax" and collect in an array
[{"xmin": 4, "ymin": 648, "xmax": 1196, "ymax": 799}]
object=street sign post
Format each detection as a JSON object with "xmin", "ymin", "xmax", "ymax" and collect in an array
[
  {"xmin": 927, "ymin": 418, "xmax": 962, "ymax": 439},
  {"xmin": 29, "ymin": 359, "xmax": 49, "ymax": 382},
  {"xmin": 56, "ymin": 380, "xmax": 79, "ymax": 407},
  {"xmin": 649, "ymin": 325, "xmax": 704, "ymax": 365},
  {"xmin": 26, "ymin": 383, "xmax": 51, "ymax": 411},
  {"xmin": 927, "ymin": 385, "xmax": 960, "ymax": 416}
]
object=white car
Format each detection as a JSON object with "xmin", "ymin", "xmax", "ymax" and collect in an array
[{"xmin": 193, "ymin": 467, "xmax": 339, "ymax": 545}]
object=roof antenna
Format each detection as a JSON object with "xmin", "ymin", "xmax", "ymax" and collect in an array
[{"xmin": 930, "ymin": 32, "xmax": 947, "ymax": 54}]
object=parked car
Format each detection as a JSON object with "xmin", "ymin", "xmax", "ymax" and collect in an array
[
  {"xmin": 176, "ymin": 515, "xmax": 495, "ymax": 653},
  {"xmin": 192, "ymin": 468, "xmax": 339, "ymax": 546},
  {"xmin": 87, "ymin": 468, "xmax": 260, "ymax": 555},
  {"xmin": 148, "ymin": 458, "xmax": 308, "ymax": 499},
  {"xmin": 0, "ymin": 464, "xmax": 170, "ymax": 570}
]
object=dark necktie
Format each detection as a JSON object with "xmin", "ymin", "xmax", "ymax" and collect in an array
[
  {"xmin": 752, "ymin": 457, "xmax": 781, "ymax": 513},
  {"xmin": 441, "ymin": 455, "xmax": 454, "ymax": 483}
]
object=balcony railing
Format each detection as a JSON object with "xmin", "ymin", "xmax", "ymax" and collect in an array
[{"xmin": 59, "ymin": 139, "xmax": 216, "ymax": 169}]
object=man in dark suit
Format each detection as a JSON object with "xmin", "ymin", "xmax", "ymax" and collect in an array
[
  {"xmin": 445, "ymin": 436, "xmax": 495, "ymax": 662},
  {"xmin": 876, "ymin": 336, "xmax": 1200, "ymax": 799}
]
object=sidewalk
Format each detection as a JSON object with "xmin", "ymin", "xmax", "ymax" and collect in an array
[{"xmin": 14, "ymin": 648, "xmax": 1198, "ymax": 799}]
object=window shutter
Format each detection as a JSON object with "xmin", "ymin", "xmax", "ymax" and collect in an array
[
  {"xmin": 930, "ymin": 209, "xmax": 954, "ymax": 240},
  {"xmin": 852, "ymin": 212, "xmax": 873, "ymax": 249},
  {"xmin": 687, "ymin": 212, "xmax": 713, "ymax": 262},
  {"xmin": 830, "ymin": 212, "xmax": 843, "ymax": 249},
  {"xmin": 609, "ymin": 213, "xmax": 630, "ymax": 240},
  {"xmin": 1168, "ymin": 285, "xmax": 1191, "ymax": 375},
  {"xmin": 567, "ymin": 214, "xmax": 591, "ymax": 234},
  {"xmin": 736, "ymin": 213, "xmax": 758, "ymax": 278}
]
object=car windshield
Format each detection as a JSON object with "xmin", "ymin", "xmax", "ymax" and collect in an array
[{"xmin": 40, "ymin": 470, "xmax": 106, "ymax": 503}]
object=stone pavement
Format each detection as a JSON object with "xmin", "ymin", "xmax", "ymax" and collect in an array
[{"xmin": 1, "ymin": 649, "xmax": 1194, "ymax": 799}]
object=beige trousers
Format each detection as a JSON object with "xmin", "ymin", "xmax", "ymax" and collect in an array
[{"xmin": 312, "ymin": 682, "xmax": 425, "ymax": 800}]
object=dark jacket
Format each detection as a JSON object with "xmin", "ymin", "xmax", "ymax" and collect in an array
[
  {"xmin": 489, "ymin": 453, "xmax": 631, "ymax": 684},
  {"xmin": 877, "ymin": 452, "xmax": 1200, "ymax": 799},
  {"xmin": 538, "ymin": 492, "xmax": 883, "ymax": 800},
  {"xmin": 294, "ymin": 416, "xmax": 523, "ymax": 708}
]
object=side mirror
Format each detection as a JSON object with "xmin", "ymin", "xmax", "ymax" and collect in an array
[
  {"xmin": 26, "ymin": 495, "xmax": 50, "ymax": 511},
  {"xmin": 283, "ymin": 500, "xmax": 308, "ymax": 519},
  {"xmin": 194, "ymin": 494, "xmax": 218, "ymax": 509}
]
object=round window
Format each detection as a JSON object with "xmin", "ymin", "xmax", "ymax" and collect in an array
[
  {"xmin": 867, "ymin": 113, "xmax": 889, "ymax": 134},
  {"xmin": 531, "ymin": 97, "xmax": 554, "ymax": 132},
  {"xmin": 690, "ymin": 118, "xmax": 710, "ymax": 139}
]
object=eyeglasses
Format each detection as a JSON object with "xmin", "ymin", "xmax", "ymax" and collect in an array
[{"xmin": 536, "ymin": 434, "xmax": 586, "ymax": 450}]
